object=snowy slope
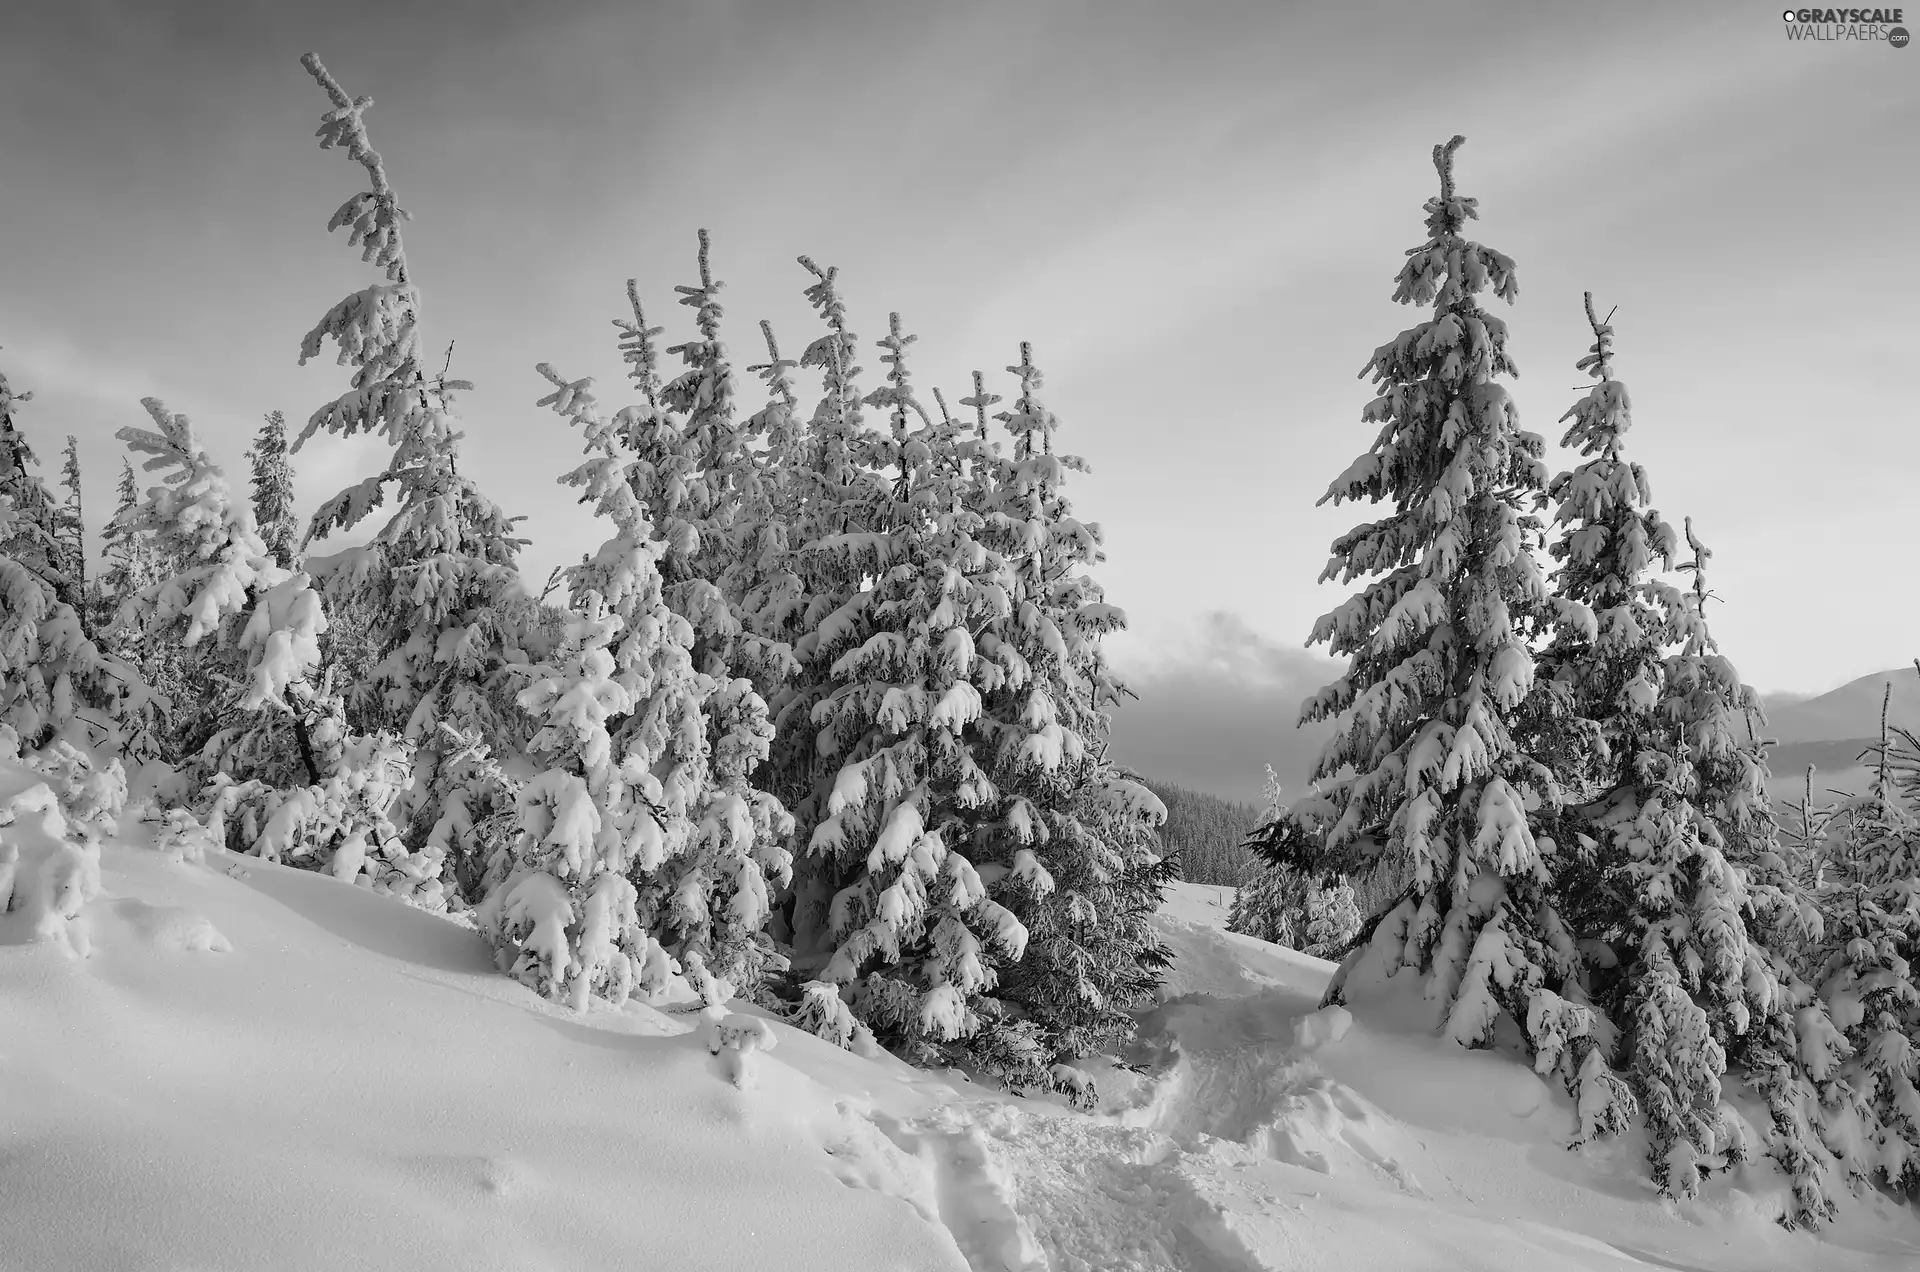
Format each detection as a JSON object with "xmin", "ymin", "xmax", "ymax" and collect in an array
[{"xmin": 5, "ymin": 761, "xmax": 1919, "ymax": 1272}]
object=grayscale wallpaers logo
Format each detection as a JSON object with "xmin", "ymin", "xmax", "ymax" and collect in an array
[{"xmin": 1781, "ymin": 7, "xmax": 1910, "ymax": 44}]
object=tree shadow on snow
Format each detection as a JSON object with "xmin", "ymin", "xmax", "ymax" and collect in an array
[
  {"xmin": 228, "ymin": 853, "xmax": 495, "ymax": 977},
  {"xmin": 523, "ymin": 1004, "xmax": 688, "ymax": 1054}
]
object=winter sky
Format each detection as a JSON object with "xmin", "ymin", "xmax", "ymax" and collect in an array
[{"xmin": 2, "ymin": 0, "xmax": 1914, "ymax": 800}]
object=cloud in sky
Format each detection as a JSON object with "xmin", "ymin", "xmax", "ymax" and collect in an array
[{"xmin": 1108, "ymin": 612, "xmax": 1340, "ymax": 806}]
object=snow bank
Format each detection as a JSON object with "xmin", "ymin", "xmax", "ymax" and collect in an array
[
  {"xmin": 0, "ymin": 741, "xmax": 126, "ymax": 957},
  {"xmin": 0, "ymin": 747, "xmax": 970, "ymax": 1272}
]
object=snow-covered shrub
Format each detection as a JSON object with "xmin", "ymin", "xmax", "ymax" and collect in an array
[
  {"xmin": 790, "ymin": 979, "xmax": 866, "ymax": 1051},
  {"xmin": 154, "ymin": 805, "xmax": 221, "ymax": 865},
  {"xmin": 23, "ymin": 740, "xmax": 128, "ymax": 839},
  {"xmin": 207, "ymin": 728, "xmax": 420, "ymax": 891},
  {"xmin": 0, "ymin": 761, "xmax": 104, "ymax": 957},
  {"xmin": 1301, "ymin": 878, "xmax": 1362, "ymax": 958},
  {"xmin": 700, "ymin": 1007, "xmax": 779, "ymax": 1090},
  {"xmin": 1228, "ymin": 863, "xmax": 1309, "ymax": 946},
  {"xmin": 1229, "ymin": 867, "xmax": 1361, "ymax": 958},
  {"xmin": 475, "ymin": 597, "xmax": 681, "ymax": 1010},
  {"xmin": 418, "ymin": 722, "xmax": 522, "ymax": 903}
]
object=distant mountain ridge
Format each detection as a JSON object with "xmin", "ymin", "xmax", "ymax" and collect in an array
[
  {"xmin": 1131, "ymin": 775, "xmax": 1265, "ymax": 888},
  {"xmin": 1759, "ymin": 665, "xmax": 1920, "ymax": 746},
  {"xmin": 1754, "ymin": 666, "xmax": 1919, "ymax": 801}
]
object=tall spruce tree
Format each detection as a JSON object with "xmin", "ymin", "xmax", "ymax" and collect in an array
[
  {"xmin": 531, "ymin": 358, "xmax": 795, "ymax": 997},
  {"xmin": 784, "ymin": 311, "xmax": 1031, "ymax": 1062},
  {"xmin": 959, "ymin": 341, "xmax": 1171, "ymax": 1087},
  {"xmin": 1269, "ymin": 138, "xmax": 1612, "ymax": 1097},
  {"xmin": 615, "ymin": 232, "xmax": 801, "ymax": 700},
  {"xmin": 767, "ymin": 259, "xmax": 889, "ymax": 951},
  {"xmin": 1650, "ymin": 519, "xmax": 1850, "ymax": 1225},
  {"xmin": 292, "ymin": 53, "xmax": 531, "ymax": 883},
  {"xmin": 91, "ymin": 455, "xmax": 170, "ymax": 758},
  {"xmin": 1536, "ymin": 297, "xmax": 1754, "ymax": 1177},
  {"xmin": 246, "ymin": 410, "xmax": 300, "ymax": 572}
]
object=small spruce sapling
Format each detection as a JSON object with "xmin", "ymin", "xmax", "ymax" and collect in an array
[
  {"xmin": 0, "ymin": 354, "xmax": 115, "ymax": 749},
  {"xmin": 246, "ymin": 410, "xmax": 301, "ymax": 572},
  {"xmin": 1806, "ymin": 684, "xmax": 1920, "ymax": 1192}
]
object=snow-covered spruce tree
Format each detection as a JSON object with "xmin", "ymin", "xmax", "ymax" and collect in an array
[
  {"xmin": 97, "ymin": 458, "xmax": 161, "ymax": 607},
  {"xmin": 1268, "ymin": 138, "xmax": 1618, "ymax": 1113},
  {"xmin": 949, "ymin": 340, "xmax": 1171, "ymax": 1086},
  {"xmin": 90, "ymin": 456, "xmax": 171, "ymax": 758},
  {"xmin": 1804, "ymin": 685, "xmax": 1920, "ymax": 1194},
  {"xmin": 56, "ymin": 436, "xmax": 86, "ymax": 615},
  {"xmin": 1231, "ymin": 764, "xmax": 1304, "ymax": 942},
  {"xmin": 0, "ymin": 353, "xmax": 113, "ymax": 748},
  {"xmin": 1232, "ymin": 766, "xmax": 1370, "ymax": 955},
  {"xmin": 580, "ymin": 235, "xmax": 794, "ymax": 713},
  {"xmin": 530, "ymin": 361, "xmax": 794, "ymax": 996},
  {"xmin": 111, "ymin": 398, "xmax": 328, "ymax": 786},
  {"xmin": 1232, "ymin": 871, "xmax": 1363, "ymax": 960},
  {"xmin": 292, "ymin": 54, "xmax": 532, "ymax": 883},
  {"xmin": 1651, "ymin": 519, "xmax": 1845, "ymax": 1225},
  {"xmin": 476, "ymin": 596, "xmax": 681, "ymax": 1009},
  {"xmin": 1228, "ymin": 865, "xmax": 1306, "ymax": 945},
  {"xmin": 778, "ymin": 310, "xmax": 1033, "ymax": 1064},
  {"xmin": 729, "ymin": 317, "xmax": 810, "ymax": 668},
  {"xmin": 246, "ymin": 410, "xmax": 300, "ymax": 572},
  {"xmin": 765, "ymin": 258, "xmax": 890, "ymax": 951},
  {"xmin": 1533, "ymin": 296, "xmax": 1765, "ymax": 1187},
  {"xmin": 114, "ymin": 402, "xmax": 432, "ymax": 895}
]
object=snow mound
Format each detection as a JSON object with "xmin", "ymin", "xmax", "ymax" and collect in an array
[
  {"xmin": 0, "ymin": 747, "xmax": 972, "ymax": 1272},
  {"xmin": 0, "ymin": 775, "xmax": 101, "ymax": 957},
  {"xmin": 1290, "ymin": 1004, "xmax": 1351, "ymax": 1052},
  {"xmin": 112, "ymin": 897, "xmax": 233, "ymax": 954}
]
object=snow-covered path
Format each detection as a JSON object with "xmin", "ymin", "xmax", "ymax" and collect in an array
[{"xmin": 847, "ymin": 886, "xmax": 1920, "ymax": 1272}]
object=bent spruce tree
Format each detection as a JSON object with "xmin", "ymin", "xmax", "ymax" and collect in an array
[{"xmin": 1279, "ymin": 137, "xmax": 1622, "ymax": 1112}]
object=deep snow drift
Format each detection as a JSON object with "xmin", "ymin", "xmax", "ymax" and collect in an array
[{"xmin": 4, "ymin": 766, "xmax": 1918, "ymax": 1272}]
